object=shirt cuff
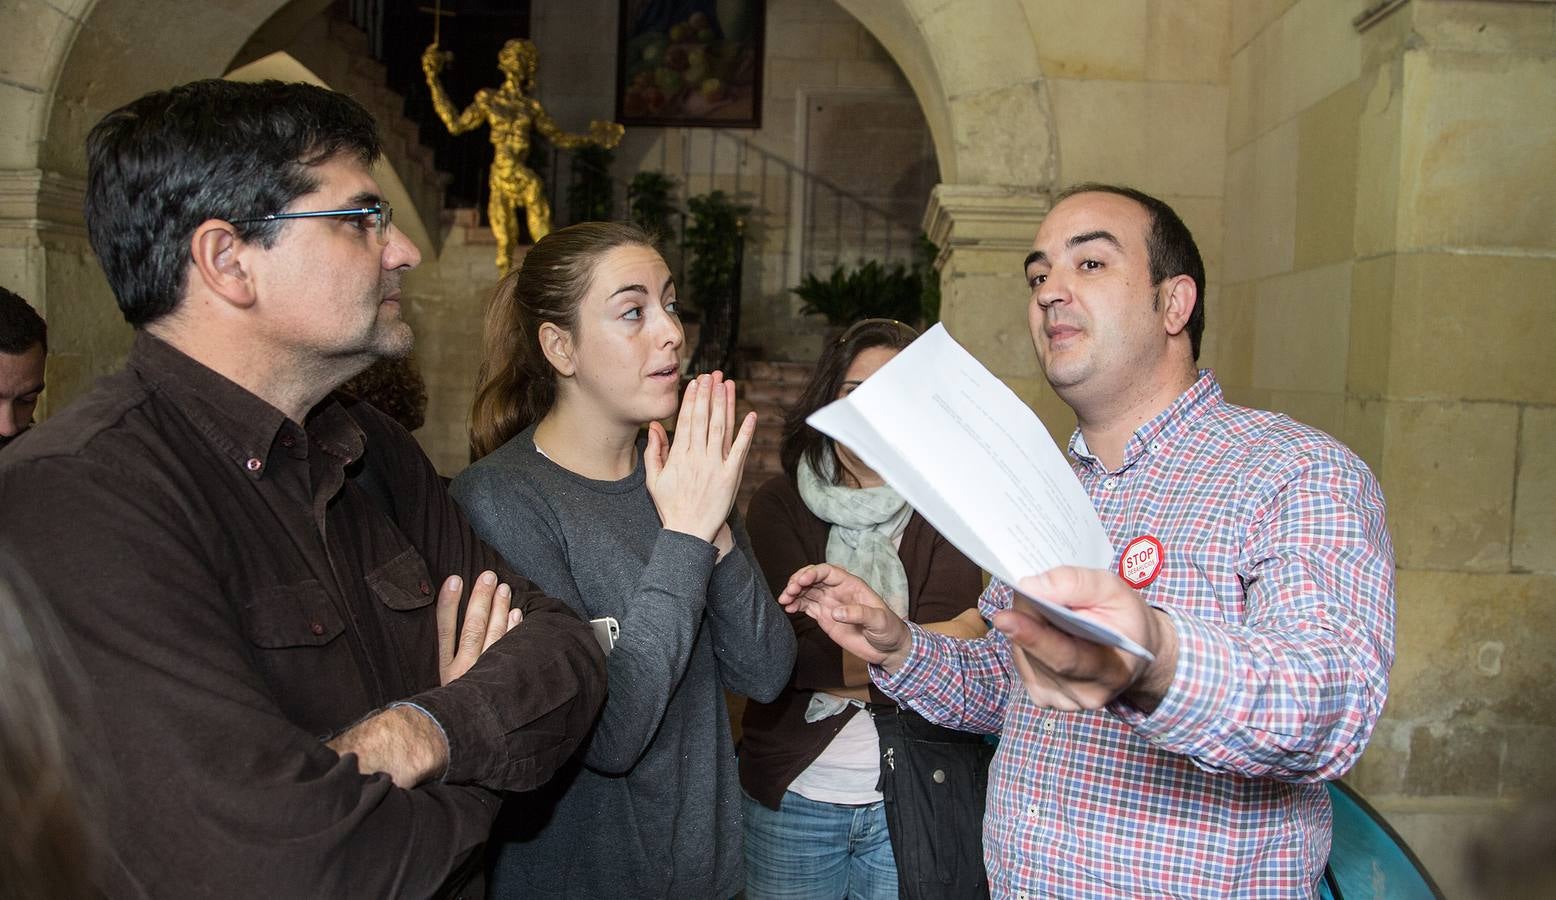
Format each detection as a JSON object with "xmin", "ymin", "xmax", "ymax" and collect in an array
[
  {"xmin": 385, "ymin": 700, "xmax": 452, "ymax": 782},
  {"xmin": 869, "ymin": 621, "xmax": 942, "ymax": 701},
  {"xmin": 1109, "ymin": 605, "xmax": 1236, "ymax": 752}
]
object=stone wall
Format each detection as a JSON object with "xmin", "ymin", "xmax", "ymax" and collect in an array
[
  {"xmin": 1212, "ymin": 3, "xmax": 1556, "ymax": 895},
  {"xmin": 1346, "ymin": 4, "xmax": 1554, "ymax": 895}
]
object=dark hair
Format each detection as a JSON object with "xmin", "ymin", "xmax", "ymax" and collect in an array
[
  {"xmin": 469, "ymin": 221, "xmax": 658, "ymax": 461},
  {"xmin": 1053, "ymin": 183, "xmax": 1207, "ymax": 360},
  {"xmin": 0, "ymin": 286, "xmax": 46, "ymax": 354},
  {"xmin": 0, "ymin": 550, "xmax": 93, "ymax": 899},
  {"xmin": 339, "ymin": 355, "xmax": 429, "ymax": 433},
  {"xmin": 780, "ymin": 319, "xmax": 919, "ymax": 485},
  {"xmin": 83, "ymin": 79, "xmax": 382, "ymax": 328}
]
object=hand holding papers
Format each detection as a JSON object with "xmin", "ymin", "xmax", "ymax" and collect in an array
[{"xmin": 806, "ymin": 324, "xmax": 1153, "ymax": 661}]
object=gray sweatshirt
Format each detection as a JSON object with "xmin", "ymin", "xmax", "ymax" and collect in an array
[{"xmin": 449, "ymin": 424, "xmax": 796, "ymax": 899}]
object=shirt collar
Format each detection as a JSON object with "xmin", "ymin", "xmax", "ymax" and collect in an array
[
  {"xmin": 1069, "ymin": 369, "xmax": 1222, "ymax": 470},
  {"xmin": 127, "ymin": 332, "xmax": 364, "ymax": 479}
]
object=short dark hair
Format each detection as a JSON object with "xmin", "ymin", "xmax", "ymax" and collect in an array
[
  {"xmin": 1053, "ymin": 183, "xmax": 1206, "ymax": 360},
  {"xmin": 0, "ymin": 286, "xmax": 46, "ymax": 354},
  {"xmin": 780, "ymin": 319, "xmax": 920, "ymax": 485},
  {"xmin": 84, "ymin": 79, "xmax": 382, "ymax": 328}
]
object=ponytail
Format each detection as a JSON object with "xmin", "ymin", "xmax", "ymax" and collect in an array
[{"xmin": 468, "ymin": 221, "xmax": 657, "ymax": 460}]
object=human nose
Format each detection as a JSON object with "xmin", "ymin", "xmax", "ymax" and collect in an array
[
  {"xmin": 655, "ymin": 305, "xmax": 684, "ymax": 349},
  {"xmin": 0, "ymin": 402, "xmax": 18, "ymax": 437},
  {"xmin": 1034, "ymin": 269, "xmax": 1070, "ymax": 311},
  {"xmin": 382, "ymin": 223, "xmax": 422, "ymax": 270}
]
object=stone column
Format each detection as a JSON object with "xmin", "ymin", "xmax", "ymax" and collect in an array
[
  {"xmin": 923, "ymin": 183, "xmax": 1074, "ymax": 443},
  {"xmin": 1343, "ymin": 0, "xmax": 1556, "ymax": 881}
]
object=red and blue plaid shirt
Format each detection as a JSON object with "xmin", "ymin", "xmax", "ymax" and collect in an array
[{"xmin": 876, "ymin": 372, "xmax": 1396, "ymax": 898}]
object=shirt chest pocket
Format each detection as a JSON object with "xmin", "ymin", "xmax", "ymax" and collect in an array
[
  {"xmin": 239, "ymin": 580, "xmax": 363, "ymax": 735},
  {"xmin": 241, "ymin": 580, "xmax": 346, "ymax": 648},
  {"xmin": 364, "ymin": 547, "xmax": 439, "ymax": 685}
]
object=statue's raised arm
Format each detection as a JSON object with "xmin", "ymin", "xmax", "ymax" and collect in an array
[{"xmin": 421, "ymin": 44, "xmax": 488, "ymax": 135}]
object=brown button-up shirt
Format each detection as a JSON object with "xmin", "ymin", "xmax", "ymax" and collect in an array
[{"xmin": 0, "ymin": 333, "xmax": 605, "ymax": 898}]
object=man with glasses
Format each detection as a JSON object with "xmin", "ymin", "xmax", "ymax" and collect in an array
[
  {"xmin": 779, "ymin": 184, "xmax": 1396, "ymax": 897},
  {"xmin": 0, "ymin": 78, "xmax": 606, "ymax": 897}
]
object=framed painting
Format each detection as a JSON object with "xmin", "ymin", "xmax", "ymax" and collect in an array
[{"xmin": 616, "ymin": 0, "xmax": 765, "ymax": 128}]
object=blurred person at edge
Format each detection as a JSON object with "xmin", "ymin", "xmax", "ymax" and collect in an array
[{"xmin": 0, "ymin": 550, "xmax": 92, "ymax": 900}]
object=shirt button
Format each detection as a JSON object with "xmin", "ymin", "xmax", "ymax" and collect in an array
[
  {"xmin": 1103, "ymin": 477, "xmax": 1117, "ymax": 490},
  {"xmin": 1043, "ymin": 719, "xmax": 1056, "ymax": 732},
  {"xmin": 1150, "ymin": 440, "xmax": 1162, "ymax": 453},
  {"xmin": 420, "ymin": 581, "xmax": 432, "ymax": 596},
  {"xmin": 245, "ymin": 458, "xmax": 263, "ymax": 472},
  {"xmin": 309, "ymin": 622, "xmax": 325, "ymax": 636},
  {"xmin": 1026, "ymin": 804, "xmax": 1038, "ymax": 819},
  {"xmin": 932, "ymin": 769, "xmax": 946, "ymax": 783}
]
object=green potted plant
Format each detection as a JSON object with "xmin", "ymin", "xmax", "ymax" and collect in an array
[{"xmin": 792, "ymin": 259, "xmax": 922, "ymax": 328}]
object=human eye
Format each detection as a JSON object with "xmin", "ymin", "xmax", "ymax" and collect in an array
[
  {"xmin": 1026, "ymin": 271, "xmax": 1047, "ymax": 289},
  {"xmin": 621, "ymin": 305, "xmax": 643, "ymax": 321},
  {"xmin": 341, "ymin": 212, "xmax": 372, "ymax": 232},
  {"xmin": 1080, "ymin": 258, "xmax": 1104, "ymax": 271},
  {"xmin": 665, "ymin": 297, "xmax": 681, "ymax": 316}
]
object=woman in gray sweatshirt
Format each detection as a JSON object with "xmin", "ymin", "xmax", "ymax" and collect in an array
[{"xmin": 450, "ymin": 221, "xmax": 796, "ymax": 899}]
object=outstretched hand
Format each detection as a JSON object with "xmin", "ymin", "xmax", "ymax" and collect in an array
[
  {"xmin": 994, "ymin": 566, "xmax": 1177, "ymax": 712},
  {"xmin": 777, "ymin": 563, "xmax": 914, "ymax": 673},
  {"xmin": 645, "ymin": 372, "xmax": 757, "ymax": 545}
]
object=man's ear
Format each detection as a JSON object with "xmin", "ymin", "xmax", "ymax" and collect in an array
[
  {"xmin": 1160, "ymin": 274, "xmax": 1197, "ymax": 338},
  {"xmin": 188, "ymin": 220, "xmax": 257, "ymax": 310},
  {"xmin": 538, "ymin": 321, "xmax": 576, "ymax": 377}
]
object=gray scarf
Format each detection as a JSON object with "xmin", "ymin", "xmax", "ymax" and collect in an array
[{"xmin": 796, "ymin": 452, "xmax": 911, "ymax": 721}]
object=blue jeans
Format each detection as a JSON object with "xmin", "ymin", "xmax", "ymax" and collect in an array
[{"xmin": 743, "ymin": 789, "xmax": 899, "ymax": 899}]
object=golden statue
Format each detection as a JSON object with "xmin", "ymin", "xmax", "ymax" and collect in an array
[{"xmin": 422, "ymin": 38, "xmax": 626, "ymax": 271}]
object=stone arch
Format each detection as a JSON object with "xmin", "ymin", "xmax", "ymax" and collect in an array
[{"xmin": 834, "ymin": 0, "xmax": 1055, "ymax": 190}]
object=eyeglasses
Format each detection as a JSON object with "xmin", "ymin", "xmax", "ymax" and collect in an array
[
  {"xmin": 836, "ymin": 317, "xmax": 921, "ymax": 345},
  {"xmin": 231, "ymin": 201, "xmax": 394, "ymax": 245}
]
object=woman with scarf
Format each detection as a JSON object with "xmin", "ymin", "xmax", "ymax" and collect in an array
[{"xmin": 739, "ymin": 318, "xmax": 992, "ymax": 900}]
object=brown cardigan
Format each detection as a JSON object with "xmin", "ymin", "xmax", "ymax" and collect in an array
[{"xmin": 738, "ymin": 472, "xmax": 984, "ymax": 809}]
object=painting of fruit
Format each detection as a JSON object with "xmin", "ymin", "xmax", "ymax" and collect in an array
[{"xmin": 617, "ymin": 0, "xmax": 764, "ymax": 127}]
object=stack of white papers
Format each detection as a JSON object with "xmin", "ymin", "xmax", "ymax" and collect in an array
[{"xmin": 808, "ymin": 323, "xmax": 1152, "ymax": 660}]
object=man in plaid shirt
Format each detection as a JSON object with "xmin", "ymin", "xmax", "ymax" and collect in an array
[{"xmin": 779, "ymin": 184, "xmax": 1396, "ymax": 898}]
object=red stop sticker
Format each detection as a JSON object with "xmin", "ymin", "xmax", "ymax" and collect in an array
[{"xmin": 1118, "ymin": 535, "xmax": 1164, "ymax": 589}]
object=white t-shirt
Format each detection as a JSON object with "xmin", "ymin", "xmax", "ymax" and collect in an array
[{"xmin": 786, "ymin": 706, "xmax": 883, "ymax": 805}]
